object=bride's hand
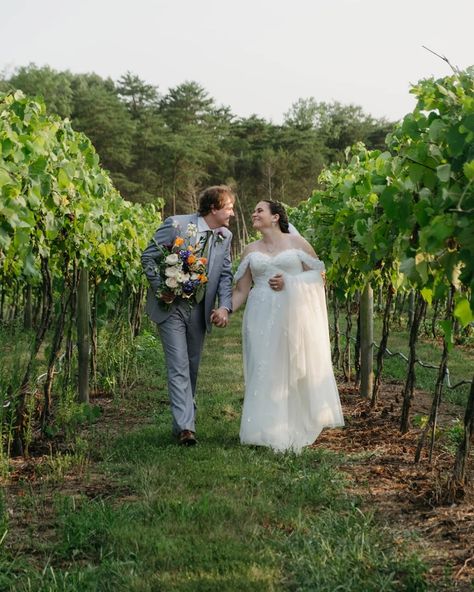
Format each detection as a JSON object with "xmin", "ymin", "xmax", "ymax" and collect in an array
[
  {"xmin": 210, "ymin": 307, "xmax": 229, "ymax": 328},
  {"xmin": 268, "ymin": 274, "xmax": 284, "ymax": 291}
]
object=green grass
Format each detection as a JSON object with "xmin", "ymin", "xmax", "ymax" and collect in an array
[
  {"xmin": 375, "ymin": 317, "xmax": 472, "ymax": 407},
  {"xmin": 331, "ymin": 311, "xmax": 473, "ymax": 407},
  {"xmin": 0, "ymin": 313, "xmax": 431, "ymax": 591}
]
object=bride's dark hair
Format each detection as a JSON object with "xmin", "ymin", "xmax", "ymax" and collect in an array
[{"xmin": 263, "ymin": 200, "xmax": 290, "ymax": 233}]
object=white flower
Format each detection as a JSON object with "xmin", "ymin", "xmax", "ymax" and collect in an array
[
  {"xmin": 190, "ymin": 272, "xmax": 200, "ymax": 280},
  {"xmin": 165, "ymin": 277, "xmax": 178, "ymax": 288},
  {"xmin": 172, "ymin": 220, "xmax": 180, "ymax": 229},
  {"xmin": 165, "ymin": 265, "xmax": 180, "ymax": 277},
  {"xmin": 185, "ymin": 223, "xmax": 198, "ymax": 238},
  {"xmin": 165, "ymin": 253, "xmax": 179, "ymax": 265},
  {"xmin": 176, "ymin": 271, "xmax": 190, "ymax": 283}
]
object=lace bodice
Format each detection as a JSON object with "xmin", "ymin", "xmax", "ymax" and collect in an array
[{"xmin": 234, "ymin": 248, "xmax": 325, "ymax": 288}]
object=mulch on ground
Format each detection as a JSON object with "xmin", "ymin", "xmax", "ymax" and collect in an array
[{"xmin": 313, "ymin": 382, "xmax": 474, "ymax": 590}]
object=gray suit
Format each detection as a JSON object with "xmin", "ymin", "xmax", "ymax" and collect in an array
[{"xmin": 141, "ymin": 213, "xmax": 233, "ymax": 434}]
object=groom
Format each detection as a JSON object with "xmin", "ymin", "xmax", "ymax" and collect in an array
[{"xmin": 141, "ymin": 185, "xmax": 235, "ymax": 445}]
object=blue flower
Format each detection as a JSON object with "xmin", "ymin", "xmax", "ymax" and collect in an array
[{"xmin": 182, "ymin": 280, "xmax": 195, "ymax": 294}]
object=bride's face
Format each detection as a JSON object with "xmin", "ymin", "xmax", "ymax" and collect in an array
[{"xmin": 252, "ymin": 201, "xmax": 276, "ymax": 229}]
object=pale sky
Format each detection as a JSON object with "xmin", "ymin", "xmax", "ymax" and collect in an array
[{"xmin": 2, "ymin": 0, "xmax": 473, "ymax": 123}]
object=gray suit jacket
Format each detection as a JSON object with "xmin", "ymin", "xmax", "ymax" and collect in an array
[{"xmin": 141, "ymin": 213, "xmax": 233, "ymax": 332}]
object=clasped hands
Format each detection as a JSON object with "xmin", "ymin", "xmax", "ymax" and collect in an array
[{"xmin": 210, "ymin": 307, "xmax": 229, "ymax": 328}]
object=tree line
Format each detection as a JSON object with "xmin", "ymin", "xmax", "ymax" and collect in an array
[{"xmin": 0, "ymin": 64, "xmax": 393, "ymax": 247}]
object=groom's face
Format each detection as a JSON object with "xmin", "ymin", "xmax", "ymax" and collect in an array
[{"xmin": 212, "ymin": 194, "xmax": 235, "ymax": 228}]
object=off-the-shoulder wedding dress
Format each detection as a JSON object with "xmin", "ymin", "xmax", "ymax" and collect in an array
[{"xmin": 235, "ymin": 249, "xmax": 344, "ymax": 452}]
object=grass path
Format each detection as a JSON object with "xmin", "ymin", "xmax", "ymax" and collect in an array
[{"xmin": 1, "ymin": 314, "xmax": 429, "ymax": 591}]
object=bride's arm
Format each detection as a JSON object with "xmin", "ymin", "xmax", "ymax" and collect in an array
[
  {"xmin": 287, "ymin": 235, "xmax": 326, "ymax": 286},
  {"xmin": 232, "ymin": 264, "xmax": 253, "ymax": 312},
  {"xmin": 268, "ymin": 237, "xmax": 322, "ymax": 292},
  {"xmin": 289, "ymin": 234, "xmax": 318, "ymax": 269}
]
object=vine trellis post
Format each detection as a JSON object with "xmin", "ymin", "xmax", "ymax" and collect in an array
[
  {"xmin": 359, "ymin": 284, "xmax": 374, "ymax": 398},
  {"xmin": 76, "ymin": 267, "xmax": 90, "ymax": 404},
  {"xmin": 450, "ymin": 375, "xmax": 474, "ymax": 497}
]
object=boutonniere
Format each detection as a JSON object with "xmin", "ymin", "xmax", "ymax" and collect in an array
[{"xmin": 214, "ymin": 229, "xmax": 226, "ymax": 245}]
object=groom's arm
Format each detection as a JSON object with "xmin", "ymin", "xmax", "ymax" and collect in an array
[
  {"xmin": 141, "ymin": 216, "xmax": 176, "ymax": 293},
  {"xmin": 216, "ymin": 234, "xmax": 233, "ymax": 312},
  {"xmin": 211, "ymin": 234, "xmax": 233, "ymax": 327}
]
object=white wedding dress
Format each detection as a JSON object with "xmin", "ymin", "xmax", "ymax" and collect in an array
[{"xmin": 235, "ymin": 249, "xmax": 344, "ymax": 453}]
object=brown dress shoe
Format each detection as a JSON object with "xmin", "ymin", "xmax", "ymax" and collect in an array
[{"xmin": 178, "ymin": 430, "xmax": 197, "ymax": 446}]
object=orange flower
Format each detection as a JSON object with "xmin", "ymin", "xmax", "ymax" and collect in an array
[
  {"xmin": 174, "ymin": 237, "xmax": 184, "ymax": 247},
  {"xmin": 187, "ymin": 255, "xmax": 196, "ymax": 264},
  {"xmin": 198, "ymin": 274, "xmax": 208, "ymax": 283},
  {"xmin": 199, "ymin": 257, "xmax": 207, "ymax": 264}
]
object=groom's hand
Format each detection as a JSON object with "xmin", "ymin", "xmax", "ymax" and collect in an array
[
  {"xmin": 210, "ymin": 307, "xmax": 229, "ymax": 328},
  {"xmin": 269, "ymin": 274, "xmax": 285, "ymax": 291}
]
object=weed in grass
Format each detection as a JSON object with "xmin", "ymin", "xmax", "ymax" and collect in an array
[
  {"xmin": 437, "ymin": 419, "xmax": 465, "ymax": 454},
  {"xmin": 12, "ymin": 487, "xmax": 49, "ymax": 521},
  {"xmin": 0, "ymin": 489, "xmax": 7, "ymax": 539},
  {"xmin": 412, "ymin": 415, "xmax": 465, "ymax": 455},
  {"xmin": 35, "ymin": 450, "xmax": 90, "ymax": 484},
  {"xmin": 442, "ymin": 419, "xmax": 464, "ymax": 446},
  {"xmin": 96, "ymin": 323, "xmax": 164, "ymax": 399},
  {"xmin": 135, "ymin": 329, "xmax": 163, "ymax": 371},
  {"xmin": 0, "ymin": 445, "xmax": 10, "ymax": 480},
  {"xmin": 0, "ymin": 324, "xmax": 37, "ymax": 455},
  {"xmin": 55, "ymin": 387, "xmax": 102, "ymax": 440}
]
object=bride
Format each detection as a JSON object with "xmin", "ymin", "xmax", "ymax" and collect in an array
[{"xmin": 232, "ymin": 200, "xmax": 344, "ymax": 452}]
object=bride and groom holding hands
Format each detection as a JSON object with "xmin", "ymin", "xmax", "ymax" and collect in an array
[{"xmin": 141, "ymin": 185, "xmax": 343, "ymax": 452}]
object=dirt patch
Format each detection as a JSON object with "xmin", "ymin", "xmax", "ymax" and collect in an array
[{"xmin": 313, "ymin": 382, "xmax": 474, "ymax": 591}]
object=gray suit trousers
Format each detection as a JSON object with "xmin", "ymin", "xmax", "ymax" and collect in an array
[{"xmin": 157, "ymin": 301, "xmax": 206, "ymax": 434}]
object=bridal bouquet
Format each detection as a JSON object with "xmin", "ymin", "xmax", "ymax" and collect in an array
[{"xmin": 155, "ymin": 224, "xmax": 208, "ymax": 308}]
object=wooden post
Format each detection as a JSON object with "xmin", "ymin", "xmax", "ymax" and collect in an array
[
  {"xmin": 76, "ymin": 267, "xmax": 90, "ymax": 404},
  {"xmin": 360, "ymin": 283, "xmax": 374, "ymax": 398}
]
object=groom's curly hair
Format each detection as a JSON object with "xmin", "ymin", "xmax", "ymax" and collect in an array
[
  {"xmin": 263, "ymin": 200, "xmax": 290, "ymax": 233},
  {"xmin": 198, "ymin": 185, "xmax": 235, "ymax": 216}
]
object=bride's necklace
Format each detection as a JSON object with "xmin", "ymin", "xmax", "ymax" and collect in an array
[{"xmin": 262, "ymin": 241, "xmax": 280, "ymax": 254}]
